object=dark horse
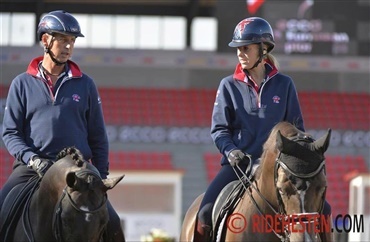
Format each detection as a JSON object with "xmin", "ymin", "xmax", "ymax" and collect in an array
[
  {"xmin": 0, "ymin": 147, "xmax": 124, "ymax": 242},
  {"xmin": 181, "ymin": 122, "xmax": 333, "ymax": 242}
]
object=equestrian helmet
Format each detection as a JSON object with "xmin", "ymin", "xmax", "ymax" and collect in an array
[
  {"xmin": 37, "ymin": 10, "xmax": 84, "ymax": 40},
  {"xmin": 229, "ymin": 17, "xmax": 275, "ymax": 53}
]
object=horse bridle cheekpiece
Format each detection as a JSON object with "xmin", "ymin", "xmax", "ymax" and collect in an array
[
  {"xmin": 273, "ymin": 132, "xmax": 328, "ymax": 242},
  {"xmin": 53, "ymin": 169, "xmax": 107, "ymax": 242}
]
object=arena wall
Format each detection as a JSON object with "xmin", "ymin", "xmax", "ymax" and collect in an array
[{"xmin": 1, "ymin": 47, "xmax": 369, "ymax": 92}]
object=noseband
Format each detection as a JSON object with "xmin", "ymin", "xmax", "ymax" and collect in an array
[{"xmin": 52, "ymin": 169, "xmax": 107, "ymax": 242}]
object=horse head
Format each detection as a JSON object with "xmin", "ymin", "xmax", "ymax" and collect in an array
[
  {"xmin": 39, "ymin": 147, "xmax": 124, "ymax": 242},
  {"xmin": 273, "ymin": 127, "xmax": 331, "ymax": 241}
]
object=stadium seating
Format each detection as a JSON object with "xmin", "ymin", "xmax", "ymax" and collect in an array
[
  {"xmin": 298, "ymin": 92, "xmax": 370, "ymax": 130},
  {"xmin": 203, "ymin": 152, "xmax": 222, "ymax": 182},
  {"xmin": 0, "ymin": 85, "xmax": 9, "ymax": 97},
  {"xmin": 98, "ymin": 87, "xmax": 369, "ymax": 130},
  {"xmin": 99, "ymin": 88, "xmax": 215, "ymax": 127},
  {"xmin": 203, "ymin": 152, "xmax": 369, "ymax": 218},
  {"xmin": 108, "ymin": 151, "xmax": 174, "ymax": 171},
  {"xmin": 325, "ymin": 155, "xmax": 368, "ymax": 217},
  {"xmin": 1, "ymin": 85, "xmax": 368, "ymax": 130}
]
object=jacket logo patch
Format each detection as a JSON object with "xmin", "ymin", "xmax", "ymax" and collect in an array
[
  {"xmin": 72, "ymin": 94, "xmax": 81, "ymax": 102},
  {"xmin": 272, "ymin": 95, "xmax": 280, "ymax": 104}
]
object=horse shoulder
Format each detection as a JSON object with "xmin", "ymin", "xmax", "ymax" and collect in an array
[{"xmin": 180, "ymin": 193, "xmax": 204, "ymax": 241}]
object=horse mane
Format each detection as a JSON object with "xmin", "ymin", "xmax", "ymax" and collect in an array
[{"xmin": 56, "ymin": 146, "xmax": 85, "ymax": 167}]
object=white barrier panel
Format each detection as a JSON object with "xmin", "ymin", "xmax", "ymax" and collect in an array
[
  {"xmin": 107, "ymin": 171, "xmax": 183, "ymax": 241},
  {"xmin": 348, "ymin": 174, "xmax": 370, "ymax": 242}
]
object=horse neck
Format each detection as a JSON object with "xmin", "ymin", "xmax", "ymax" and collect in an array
[
  {"xmin": 37, "ymin": 165, "xmax": 68, "ymax": 204},
  {"xmin": 255, "ymin": 151, "xmax": 279, "ymax": 209}
]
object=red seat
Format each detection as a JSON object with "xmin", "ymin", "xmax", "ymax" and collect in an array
[
  {"xmin": 203, "ymin": 153, "xmax": 222, "ymax": 183},
  {"xmin": 326, "ymin": 155, "xmax": 368, "ymax": 217},
  {"xmin": 108, "ymin": 151, "xmax": 174, "ymax": 171},
  {"xmin": 299, "ymin": 91, "xmax": 369, "ymax": 130},
  {"xmin": 0, "ymin": 149, "xmax": 14, "ymax": 187},
  {"xmin": 99, "ymin": 87, "xmax": 215, "ymax": 127}
]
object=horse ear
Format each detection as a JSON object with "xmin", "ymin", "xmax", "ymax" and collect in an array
[
  {"xmin": 276, "ymin": 130, "xmax": 295, "ymax": 152},
  {"xmin": 66, "ymin": 172, "xmax": 77, "ymax": 188},
  {"xmin": 276, "ymin": 130, "xmax": 283, "ymax": 151},
  {"xmin": 102, "ymin": 175, "xmax": 125, "ymax": 192},
  {"xmin": 313, "ymin": 128, "xmax": 331, "ymax": 154}
]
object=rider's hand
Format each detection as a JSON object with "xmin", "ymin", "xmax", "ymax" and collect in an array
[
  {"xmin": 227, "ymin": 149, "xmax": 249, "ymax": 167},
  {"xmin": 28, "ymin": 156, "xmax": 54, "ymax": 177}
]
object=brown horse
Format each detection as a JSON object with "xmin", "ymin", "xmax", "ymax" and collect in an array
[
  {"xmin": 180, "ymin": 122, "xmax": 333, "ymax": 242},
  {"xmin": 1, "ymin": 147, "xmax": 124, "ymax": 242}
]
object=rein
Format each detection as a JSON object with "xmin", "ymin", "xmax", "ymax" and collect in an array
[
  {"xmin": 52, "ymin": 170, "xmax": 107, "ymax": 242},
  {"xmin": 233, "ymin": 165, "xmax": 287, "ymax": 241}
]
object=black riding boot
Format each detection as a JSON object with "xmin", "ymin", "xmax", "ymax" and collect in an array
[
  {"xmin": 103, "ymin": 201, "xmax": 125, "ymax": 242},
  {"xmin": 194, "ymin": 221, "xmax": 212, "ymax": 242}
]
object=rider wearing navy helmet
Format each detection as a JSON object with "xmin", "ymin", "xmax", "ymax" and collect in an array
[
  {"xmin": 193, "ymin": 17, "xmax": 305, "ymax": 241},
  {"xmin": 229, "ymin": 17, "xmax": 275, "ymax": 69},
  {"xmin": 37, "ymin": 10, "xmax": 84, "ymax": 65},
  {"xmin": 37, "ymin": 10, "xmax": 85, "ymax": 40},
  {"xmin": 1, "ymin": 10, "xmax": 124, "ymax": 241}
]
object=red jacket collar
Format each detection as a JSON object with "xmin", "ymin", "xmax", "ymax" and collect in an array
[
  {"xmin": 26, "ymin": 56, "xmax": 83, "ymax": 78},
  {"xmin": 233, "ymin": 59, "xmax": 278, "ymax": 82}
]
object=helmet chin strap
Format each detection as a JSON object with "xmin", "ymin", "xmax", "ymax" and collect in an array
[
  {"xmin": 249, "ymin": 42, "xmax": 264, "ymax": 70},
  {"xmin": 44, "ymin": 36, "xmax": 67, "ymax": 66}
]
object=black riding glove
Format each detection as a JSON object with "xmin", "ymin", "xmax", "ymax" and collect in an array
[
  {"xmin": 28, "ymin": 156, "xmax": 54, "ymax": 177},
  {"xmin": 227, "ymin": 149, "xmax": 250, "ymax": 167}
]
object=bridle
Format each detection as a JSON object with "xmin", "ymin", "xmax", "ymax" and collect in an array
[
  {"xmin": 272, "ymin": 136, "xmax": 327, "ymax": 241},
  {"xmin": 52, "ymin": 169, "xmax": 108, "ymax": 242},
  {"xmin": 233, "ymin": 135, "xmax": 327, "ymax": 242}
]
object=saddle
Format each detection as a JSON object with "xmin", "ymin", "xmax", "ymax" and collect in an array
[
  {"xmin": 0, "ymin": 175, "xmax": 40, "ymax": 241},
  {"xmin": 209, "ymin": 163, "xmax": 258, "ymax": 241},
  {"xmin": 211, "ymin": 180, "xmax": 245, "ymax": 239}
]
